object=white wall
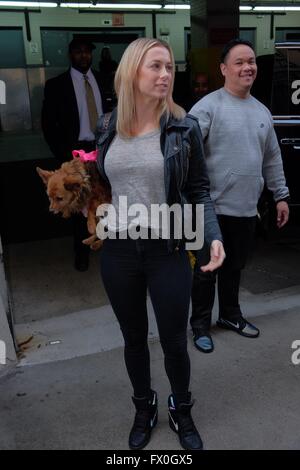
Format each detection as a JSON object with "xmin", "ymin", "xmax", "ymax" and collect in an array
[
  {"xmin": 0, "ymin": 8, "xmax": 190, "ymax": 66},
  {"xmin": 1, "ymin": 8, "xmax": 300, "ymax": 65},
  {"xmin": 156, "ymin": 11, "xmax": 189, "ymax": 62},
  {"xmin": 29, "ymin": 8, "xmax": 152, "ymax": 66},
  {"xmin": 240, "ymin": 11, "xmax": 300, "ymax": 57}
]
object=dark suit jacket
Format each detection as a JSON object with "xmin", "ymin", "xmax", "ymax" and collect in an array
[{"xmin": 41, "ymin": 69, "xmax": 114, "ymax": 161}]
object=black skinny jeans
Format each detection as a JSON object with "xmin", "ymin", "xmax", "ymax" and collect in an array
[{"xmin": 100, "ymin": 236, "xmax": 192, "ymax": 403}]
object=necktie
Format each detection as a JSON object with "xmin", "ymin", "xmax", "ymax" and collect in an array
[{"xmin": 83, "ymin": 74, "xmax": 98, "ymax": 133}]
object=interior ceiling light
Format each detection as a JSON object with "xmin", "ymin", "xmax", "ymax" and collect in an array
[
  {"xmin": 254, "ymin": 6, "xmax": 300, "ymax": 11},
  {"xmin": 239, "ymin": 6, "xmax": 253, "ymax": 11},
  {"xmin": 60, "ymin": 3, "xmax": 191, "ymax": 9},
  {"xmin": 163, "ymin": 4, "xmax": 190, "ymax": 8},
  {"xmin": 60, "ymin": 3, "xmax": 162, "ymax": 9},
  {"xmin": 0, "ymin": 1, "xmax": 57, "ymax": 6}
]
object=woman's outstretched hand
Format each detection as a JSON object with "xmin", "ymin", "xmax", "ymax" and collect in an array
[{"xmin": 201, "ymin": 240, "xmax": 225, "ymax": 272}]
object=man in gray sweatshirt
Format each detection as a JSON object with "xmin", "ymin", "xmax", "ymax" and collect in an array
[{"xmin": 189, "ymin": 38, "xmax": 290, "ymax": 353}]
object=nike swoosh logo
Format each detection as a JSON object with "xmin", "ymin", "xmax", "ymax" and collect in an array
[
  {"xmin": 168, "ymin": 412, "xmax": 178, "ymax": 431},
  {"xmin": 150, "ymin": 410, "xmax": 157, "ymax": 427},
  {"xmin": 224, "ymin": 320, "xmax": 240, "ymax": 329}
]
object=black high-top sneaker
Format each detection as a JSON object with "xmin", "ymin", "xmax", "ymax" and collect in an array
[
  {"xmin": 129, "ymin": 390, "xmax": 158, "ymax": 450},
  {"xmin": 168, "ymin": 393, "xmax": 203, "ymax": 450}
]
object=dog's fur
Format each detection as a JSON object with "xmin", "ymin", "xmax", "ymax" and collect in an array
[{"xmin": 37, "ymin": 159, "xmax": 111, "ymax": 250}]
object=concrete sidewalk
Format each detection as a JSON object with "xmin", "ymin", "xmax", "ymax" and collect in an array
[
  {"xmin": 1, "ymin": 307, "xmax": 300, "ymax": 450},
  {"xmin": 11, "ymin": 284, "xmax": 300, "ymax": 366}
]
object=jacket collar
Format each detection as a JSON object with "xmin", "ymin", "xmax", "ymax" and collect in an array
[{"xmin": 160, "ymin": 112, "xmax": 191, "ymax": 132}]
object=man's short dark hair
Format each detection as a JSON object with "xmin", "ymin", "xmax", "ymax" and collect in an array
[
  {"xmin": 69, "ymin": 37, "xmax": 96, "ymax": 53},
  {"xmin": 221, "ymin": 38, "xmax": 255, "ymax": 64}
]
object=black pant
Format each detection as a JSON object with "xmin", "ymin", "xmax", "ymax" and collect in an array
[
  {"xmin": 72, "ymin": 213, "xmax": 90, "ymax": 259},
  {"xmin": 100, "ymin": 237, "xmax": 192, "ymax": 402},
  {"xmin": 190, "ymin": 215, "xmax": 257, "ymax": 332}
]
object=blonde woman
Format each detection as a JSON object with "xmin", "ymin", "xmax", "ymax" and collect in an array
[{"xmin": 96, "ymin": 38, "xmax": 225, "ymax": 450}]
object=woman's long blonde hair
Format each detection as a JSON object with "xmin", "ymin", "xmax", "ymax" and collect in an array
[{"xmin": 114, "ymin": 37, "xmax": 185, "ymax": 138}]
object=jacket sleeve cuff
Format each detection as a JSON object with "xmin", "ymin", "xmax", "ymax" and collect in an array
[{"xmin": 275, "ymin": 196, "xmax": 291, "ymax": 204}]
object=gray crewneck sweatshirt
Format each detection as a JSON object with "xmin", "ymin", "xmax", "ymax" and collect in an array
[{"xmin": 190, "ymin": 87, "xmax": 289, "ymax": 217}]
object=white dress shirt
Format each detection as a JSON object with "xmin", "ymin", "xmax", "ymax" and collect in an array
[{"xmin": 70, "ymin": 67, "xmax": 103, "ymax": 141}]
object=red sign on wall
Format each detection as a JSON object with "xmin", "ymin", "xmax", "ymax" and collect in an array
[{"xmin": 112, "ymin": 13, "xmax": 124, "ymax": 26}]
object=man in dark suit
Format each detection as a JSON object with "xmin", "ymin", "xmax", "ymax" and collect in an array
[{"xmin": 42, "ymin": 37, "xmax": 114, "ymax": 271}]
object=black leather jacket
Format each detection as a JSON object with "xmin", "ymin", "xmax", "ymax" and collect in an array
[{"xmin": 96, "ymin": 109, "xmax": 222, "ymax": 251}]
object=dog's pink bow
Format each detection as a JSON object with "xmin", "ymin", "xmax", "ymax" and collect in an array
[{"xmin": 72, "ymin": 149, "xmax": 98, "ymax": 162}]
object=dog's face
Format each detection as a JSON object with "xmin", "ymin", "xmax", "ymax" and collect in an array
[
  {"xmin": 37, "ymin": 160, "xmax": 90, "ymax": 217},
  {"xmin": 38, "ymin": 170, "xmax": 77, "ymax": 214}
]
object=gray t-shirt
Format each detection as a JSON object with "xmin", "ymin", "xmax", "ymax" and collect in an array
[
  {"xmin": 190, "ymin": 87, "xmax": 289, "ymax": 217},
  {"xmin": 104, "ymin": 129, "xmax": 166, "ymax": 232}
]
